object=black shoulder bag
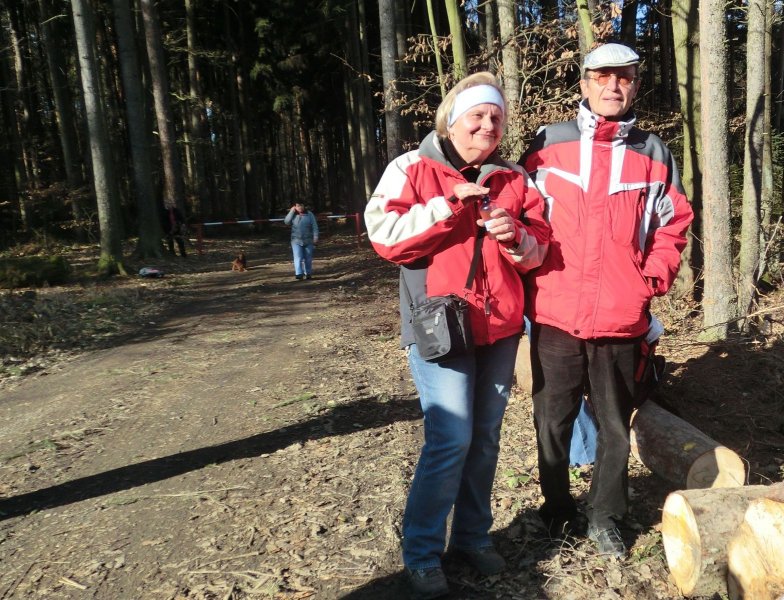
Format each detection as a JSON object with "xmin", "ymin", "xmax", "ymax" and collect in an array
[{"xmin": 407, "ymin": 230, "xmax": 485, "ymax": 362}]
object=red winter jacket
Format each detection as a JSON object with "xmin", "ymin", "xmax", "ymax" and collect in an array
[
  {"xmin": 522, "ymin": 102, "xmax": 694, "ymax": 339},
  {"xmin": 365, "ymin": 131, "xmax": 550, "ymax": 348}
]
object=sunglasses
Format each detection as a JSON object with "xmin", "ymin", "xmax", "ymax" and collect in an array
[{"xmin": 586, "ymin": 72, "xmax": 637, "ymax": 87}]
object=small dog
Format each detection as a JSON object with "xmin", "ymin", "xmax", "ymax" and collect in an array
[{"xmin": 231, "ymin": 251, "xmax": 247, "ymax": 272}]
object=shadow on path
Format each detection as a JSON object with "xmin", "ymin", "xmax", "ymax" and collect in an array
[{"xmin": 0, "ymin": 394, "xmax": 419, "ymax": 521}]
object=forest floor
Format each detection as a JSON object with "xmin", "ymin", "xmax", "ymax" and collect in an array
[{"xmin": 1, "ymin": 228, "xmax": 783, "ymax": 600}]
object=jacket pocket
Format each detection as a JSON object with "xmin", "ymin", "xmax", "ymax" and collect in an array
[{"xmin": 609, "ymin": 189, "xmax": 645, "ymax": 247}]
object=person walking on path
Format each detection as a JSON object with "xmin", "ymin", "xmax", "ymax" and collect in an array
[
  {"xmin": 161, "ymin": 205, "xmax": 188, "ymax": 257},
  {"xmin": 284, "ymin": 202, "xmax": 319, "ymax": 280},
  {"xmin": 519, "ymin": 43, "xmax": 694, "ymax": 558},
  {"xmin": 365, "ymin": 72, "xmax": 549, "ymax": 598}
]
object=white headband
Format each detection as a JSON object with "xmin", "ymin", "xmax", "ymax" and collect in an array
[{"xmin": 448, "ymin": 85, "xmax": 505, "ymax": 126}]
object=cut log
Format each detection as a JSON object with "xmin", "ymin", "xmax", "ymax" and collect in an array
[
  {"xmin": 630, "ymin": 400, "xmax": 745, "ymax": 489},
  {"xmin": 514, "ymin": 334, "xmax": 533, "ymax": 396},
  {"xmin": 727, "ymin": 495, "xmax": 784, "ymax": 600},
  {"xmin": 661, "ymin": 483, "xmax": 784, "ymax": 598}
]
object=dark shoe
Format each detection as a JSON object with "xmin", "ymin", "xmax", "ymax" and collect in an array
[
  {"xmin": 295, "ymin": 274, "xmax": 303, "ymax": 280},
  {"xmin": 539, "ymin": 508, "xmax": 586, "ymax": 541},
  {"xmin": 453, "ymin": 546, "xmax": 506, "ymax": 576},
  {"xmin": 587, "ymin": 525, "xmax": 626, "ymax": 558},
  {"xmin": 406, "ymin": 566, "xmax": 449, "ymax": 599},
  {"xmin": 305, "ymin": 274, "xmax": 312, "ymax": 279}
]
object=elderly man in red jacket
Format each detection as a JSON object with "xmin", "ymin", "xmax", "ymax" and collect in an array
[{"xmin": 520, "ymin": 43, "xmax": 694, "ymax": 558}]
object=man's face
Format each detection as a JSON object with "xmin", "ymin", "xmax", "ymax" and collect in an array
[
  {"xmin": 295, "ymin": 203, "xmax": 305, "ymax": 213},
  {"xmin": 579, "ymin": 66, "xmax": 639, "ymax": 120}
]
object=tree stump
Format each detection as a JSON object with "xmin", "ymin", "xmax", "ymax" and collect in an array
[
  {"xmin": 727, "ymin": 493, "xmax": 784, "ymax": 600},
  {"xmin": 661, "ymin": 483, "xmax": 784, "ymax": 597},
  {"xmin": 630, "ymin": 400, "xmax": 745, "ymax": 489}
]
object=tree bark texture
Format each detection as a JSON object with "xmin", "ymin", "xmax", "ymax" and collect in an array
[
  {"xmin": 672, "ymin": 0, "xmax": 701, "ymax": 297},
  {"xmin": 444, "ymin": 0, "xmax": 467, "ymax": 80},
  {"xmin": 497, "ymin": 0, "xmax": 519, "ymax": 108},
  {"xmin": 70, "ymin": 0, "xmax": 124, "ymax": 270},
  {"xmin": 378, "ymin": 0, "xmax": 401, "ymax": 162},
  {"xmin": 699, "ymin": 0, "xmax": 736, "ymax": 339},
  {"xmin": 112, "ymin": 0, "xmax": 162, "ymax": 258},
  {"xmin": 738, "ymin": 0, "xmax": 765, "ymax": 319},
  {"xmin": 139, "ymin": 0, "xmax": 186, "ymax": 212}
]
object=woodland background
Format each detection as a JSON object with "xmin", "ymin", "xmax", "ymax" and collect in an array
[{"xmin": 0, "ymin": 0, "xmax": 782, "ymax": 339}]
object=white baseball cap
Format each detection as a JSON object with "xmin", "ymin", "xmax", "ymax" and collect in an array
[{"xmin": 583, "ymin": 43, "xmax": 640, "ymax": 73}]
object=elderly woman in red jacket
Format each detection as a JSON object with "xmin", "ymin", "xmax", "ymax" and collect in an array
[{"xmin": 364, "ymin": 72, "xmax": 549, "ymax": 599}]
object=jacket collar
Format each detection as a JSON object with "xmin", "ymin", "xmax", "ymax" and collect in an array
[
  {"xmin": 418, "ymin": 131, "xmax": 511, "ymax": 183},
  {"xmin": 576, "ymin": 99, "xmax": 636, "ymax": 142}
]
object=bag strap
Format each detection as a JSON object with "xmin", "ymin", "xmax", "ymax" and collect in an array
[
  {"xmin": 465, "ymin": 228, "xmax": 485, "ymax": 289},
  {"xmin": 403, "ymin": 227, "xmax": 485, "ymax": 310}
]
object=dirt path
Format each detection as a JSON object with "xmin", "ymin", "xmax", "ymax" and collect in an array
[{"xmin": 1, "ymin": 236, "xmax": 780, "ymax": 600}]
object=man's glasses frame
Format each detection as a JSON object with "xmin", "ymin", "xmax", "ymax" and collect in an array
[{"xmin": 585, "ymin": 72, "xmax": 638, "ymax": 88}]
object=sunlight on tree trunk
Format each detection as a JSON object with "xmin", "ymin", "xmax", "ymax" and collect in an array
[
  {"xmin": 498, "ymin": 0, "xmax": 520, "ymax": 156},
  {"xmin": 426, "ymin": 0, "xmax": 446, "ymax": 99},
  {"xmin": 444, "ymin": 0, "xmax": 467, "ymax": 80},
  {"xmin": 738, "ymin": 0, "xmax": 765, "ymax": 321},
  {"xmin": 699, "ymin": 0, "xmax": 736, "ymax": 340},
  {"xmin": 576, "ymin": 0, "xmax": 595, "ymax": 53},
  {"xmin": 672, "ymin": 0, "xmax": 701, "ymax": 298},
  {"xmin": 71, "ymin": 0, "xmax": 126, "ymax": 276}
]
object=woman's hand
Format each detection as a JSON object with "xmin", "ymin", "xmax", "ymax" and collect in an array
[
  {"xmin": 480, "ymin": 207, "xmax": 518, "ymax": 244},
  {"xmin": 452, "ymin": 183, "xmax": 489, "ymax": 205}
]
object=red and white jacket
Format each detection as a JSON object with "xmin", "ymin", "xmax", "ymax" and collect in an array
[
  {"xmin": 365, "ymin": 131, "xmax": 550, "ymax": 348},
  {"xmin": 522, "ymin": 102, "xmax": 694, "ymax": 339}
]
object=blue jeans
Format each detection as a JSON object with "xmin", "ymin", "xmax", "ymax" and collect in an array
[
  {"xmin": 291, "ymin": 241, "xmax": 314, "ymax": 276},
  {"xmin": 402, "ymin": 334, "xmax": 520, "ymax": 570}
]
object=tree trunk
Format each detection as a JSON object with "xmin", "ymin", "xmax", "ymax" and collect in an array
[
  {"xmin": 426, "ymin": 0, "xmax": 446, "ymax": 99},
  {"xmin": 672, "ymin": 0, "xmax": 701, "ymax": 298},
  {"xmin": 185, "ymin": 0, "xmax": 209, "ymax": 219},
  {"xmin": 576, "ymin": 0, "xmax": 595, "ymax": 54},
  {"xmin": 355, "ymin": 0, "xmax": 378, "ymax": 204},
  {"xmin": 497, "ymin": 0, "xmax": 520, "ymax": 156},
  {"xmin": 630, "ymin": 400, "xmax": 745, "ymax": 489},
  {"xmin": 139, "ymin": 0, "xmax": 185, "ymax": 213},
  {"xmin": 70, "ymin": 0, "xmax": 126, "ymax": 275},
  {"xmin": 699, "ymin": 0, "xmax": 736, "ymax": 340},
  {"xmin": 481, "ymin": 0, "xmax": 497, "ymax": 73},
  {"xmin": 343, "ymin": 1, "xmax": 367, "ymax": 210},
  {"xmin": 659, "ymin": 0, "xmax": 673, "ymax": 109},
  {"xmin": 0, "ymin": 45, "xmax": 22, "ymax": 238},
  {"xmin": 662, "ymin": 483, "xmax": 784, "ymax": 598},
  {"xmin": 758, "ymin": 0, "xmax": 774, "ymax": 282},
  {"xmin": 378, "ymin": 0, "xmax": 401, "ymax": 162},
  {"xmin": 112, "ymin": 0, "xmax": 162, "ymax": 259},
  {"xmin": 38, "ymin": 0, "xmax": 84, "ymax": 193},
  {"xmin": 444, "ymin": 0, "xmax": 467, "ymax": 80},
  {"xmin": 738, "ymin": 0, "xmax": 765, "ymax": 321},
  {"xmin": 727, "ymin": 497, "xmax": 784, "ymax": 600},
  {"xmin": 620, "ymin": 0, "xmax": 638, "ymax": 45}
]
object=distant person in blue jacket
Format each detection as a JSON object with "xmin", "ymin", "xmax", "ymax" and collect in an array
[{"xmin": 284, "ymin": 203, "xmax": 319, "ymax": 280}]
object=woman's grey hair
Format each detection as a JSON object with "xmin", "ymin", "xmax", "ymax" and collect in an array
[{"xmin": 434, "ymin": 72, "xmax": 507, "ymax": 138}]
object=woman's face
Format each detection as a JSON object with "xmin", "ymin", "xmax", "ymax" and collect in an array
[{"xmin": 447, "ymin": 103, "xmax": 504, "ymax": 166}]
